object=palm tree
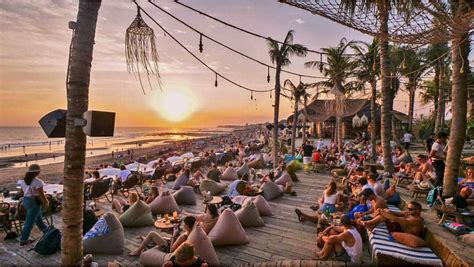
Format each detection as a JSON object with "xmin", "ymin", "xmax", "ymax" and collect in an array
[
  {"xmin": 305, "ymin": 38, "xmax": 360, "ymax": 150},
  {"xmin": 62, "ymin": 0, "xmax": 101, "ymax": 264},
  {"xmin": 352, "ymin": 39, "xmax": 379, "ymax": 160},
  {"xmin": 267, "ymin": 30, "xmax": 307, "ymax": 167},
  {"xmin": 420, "ymin": 80, "xmax": 439, "ymax": 130},
  {"xmin": 284, "ymin": 80, "xmax": 312, "ymax": 154}
]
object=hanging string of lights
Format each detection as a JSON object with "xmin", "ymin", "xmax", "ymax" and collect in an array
[{"xmin": 147, "ymin": 1, "xmax": 328, "ymax": 80}]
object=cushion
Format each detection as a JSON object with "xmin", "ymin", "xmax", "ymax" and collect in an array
[
  {"xmin": 391, "ymin": 232, "xmax": 428, "ymax": 248},
  {"xmin": 200, "ymin": 179, "xmax": 227, "ymax": 196},
  {"xmin": 172, "ymin": 173, "xmax": 189, "ymax": 190},
  {"xmin": 274, "ymin": 171, "xmax": 293, "ymax": 186},
  {"xmin": 461, "ymin": 233, "xmax": 474, "ymax": 246},
  {"xmin": 119, "ymin": 200, "xmax": 154, "ymax": 227},
  {"xmin": 288, "ymin": 160, "xmax": 303, "ymax": 171},
  {"xmin": 248, "ymin": 158, "xmax": 264, "ymax": 169},
  {"xmin": 149, "ymin": 191, "xmax": 180, "ymax": 215},
  {"xmin": 139, "ymin": 247, "xmax": 173, "ymax": 266},
  {"xmin": 221, "ymin": 167, "xmax": 238, "ymax": 181},
  {"xmin": 188, "ymin": 224, "xmax": 219, "ymax": 265},
  {"xmin": 235, "ymin": 200, "xmax": 265, "ymax": 227},
  {"xmin": 261, "ymin": 180, "xmax": 283, "ymax": 201},
  {"xmin": 83, "ymin": 212, "xmax": 124, "ymax": 254},
  {"xmin": 253, "ymin": 195, "xmax": 272, "ymax": 216},
  {"xmin": 208, "ymin": 209, "xmax": 249, "ymax": 246},
  {"xmin": 236, "ymin": 163, "xmax": 250, "ymax": 178},
  {"xmin": 331, "ymin": 168, "xmax": 346, "ymax": 177},
  {"xmin": 172, "ymin": 186, "xmax": 196, "ymax": 205}
]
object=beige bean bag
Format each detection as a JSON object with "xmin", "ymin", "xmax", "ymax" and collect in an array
[
  {"xmin": 253, "ymin": 195, "xmax": 272, "ymax": 216},
  {"xmin": 208, "ymin": 209, "xmax": 249, "ymax": 246},
  {"xmin": 221, "ymin": 167, "xmax": 238, "ymax": 181},
  {"xmin": 83, "ymin": 212, "xmax": 124, "ymax": 254},
  {"xmin": 261, "ymin": 180, "xmax": 283, "ymax": 201},
  {"xmin": 236, "ymin": 163, "xmax": 250, "ymax": 178},
  {"xmin": 119, "ymin": 200, "xmax": 154, "ymax": 227},
  {"xmin": 331, "ymin": 168, "xmax": 346, "ymax": 177},
  {"xmin": 172, "ymin": 186, "xmax": 196, "ymax": 205},
  {"xmin": 461, "ymin": 233, "xmax": 474, "ymax": 246},
  {"xmin": 274, "ymin": 171, "xmax": 293, "ymax": 186},
  {"xmin": 149, "ymin": 191, "xmax": 180, "ymax": 215},
  {"xmin": 248, "ymin": 158, "xmax": 264, "ymax": 169},
  {"xmin": 313, "ymin": 163, "xmax": 325, "ymax": 173},
  {"xmin": 188, "ymin": 224, "xmax": 219, "ymax": 265},
  {"xmin": 200, "ymin": 179, "xmax": 227, "ymax": 196},
  {"xmin": 172, "ymin": 173, "xmax": 189, "ymax": 190},
  {"xmin": 140, "ymin": 247, "xmax": 173, "ymax": 266},
  {"xmin": 231, "ymin": 195, "xmax": 248, "ymax": 205},
  {"xmin": 235, "ymin": 200, "xmax": 264, "ymax": 227}
]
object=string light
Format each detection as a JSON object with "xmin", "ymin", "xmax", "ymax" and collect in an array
[
  {"xmin": 267, "ymin": 67, "xmax": 270, "ymax": 83},
  {"xmin": 214, "ymin": 73, "xmax": 218, "ymax": 87},
  {"xmin": 199, "ymin": 34, "xmax": 203, "ymax": 53},
  {"xmin": 251, "ymin": 91, "xmax": 253, "ymax": 100},
  {"xmin": 270, "ymin": 91, "xmax": 272, "ymax": 99}
]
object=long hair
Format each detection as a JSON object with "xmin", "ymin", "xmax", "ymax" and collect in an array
[
  {"xmin": 24, "ymin": 171, "xmax": 39, "ymax": 186},
  {"xmin": 326, "ymin": 181, "xmax": 337, "ymax": 196},
  {"xmin": 207, "ymin": 204, "xmax": 219, "ymax": 219}
]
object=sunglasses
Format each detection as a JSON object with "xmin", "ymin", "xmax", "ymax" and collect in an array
[{"xmin": 407, "ymin": 207, "xmax": 414, "ymax": 211}]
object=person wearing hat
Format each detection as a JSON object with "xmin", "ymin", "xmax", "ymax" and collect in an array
[{"xmin": 18, "ymin": 164, "xmax": 49, "ymax": 246}]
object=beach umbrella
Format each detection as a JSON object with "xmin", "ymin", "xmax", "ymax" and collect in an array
[{"xmin": 99, "ymin": 167, "xmax": 121, "ymax": 177}]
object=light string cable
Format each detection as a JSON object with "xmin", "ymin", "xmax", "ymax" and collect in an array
[
  {"xmin": 135, "ymin": 2, "xmax": 274, "ymax": 93},
  {"xmin": 148, "ymin": 0, "xmax": 328, "ymax": 80}
]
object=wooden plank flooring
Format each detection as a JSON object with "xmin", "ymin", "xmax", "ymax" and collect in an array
[{"xmin": 0, "ymin": 170, "xmax": 371, "ymax": 266}]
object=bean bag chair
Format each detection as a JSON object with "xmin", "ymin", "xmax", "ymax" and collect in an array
[
  {"xmin": 274, "ymin": 172, "xmax": 293, "ymax": 186},
  {"xmin": 83, "ymin": 212, "xmax": 124, "ymax": 254},
  {"xmin": 262, "ymin": 153, "xmax": 271, "ymax": 163},
  {"xmin": 188, "ymin": 224, "xmax": 219, "ymax": 265},
  {"xmin": 235, "ymin": 200, "xmax": 264, "ymax": 228},
  {"xmin": 313, "ymin": 163, "xmax": 325, "ymax": 173},
  {"xmin": 172, "ymin": 173, "xmax": 189, "ymax": 190},
  {"xmin": 166, "ymin": 174, "xmax": 177, "ymax": 181},
  {"xmin": 208, "ymin": 209, "xmax": 249, "ymax": 246},
  {"xmin": 331, "ymin": 168, "xmax": 346, "ymax": 177},
  {"xmin": 200, "ymin": 179, "xmax": 227, "ymax": 196},
  {"xmin": 248, "ymin": 158, "xmax": 264, "ymax": 169},
  {"xmin": 231, "ymin": 195, "xmax": 248, "ymax": 205},
  {"xmin": 288, "ymin": 160, "xmax": 302, "ymax": 171},
  {"xmin": 261, "ymin": 180, "xmax": 283, "ymax": 201},
  {"xmin": 236, "ymin": 163, "xmax": 250, "ymax": 178},
  {"xmin": 119, "ymin": 200, "xmax": 154, "ymax": 227},
  {"xmin": 253, "ymin": 195, "xmax": 272, "ymax": 216},
  {"xmin": 140, "ymin": 247, "xmax": 173, "ymax": 266},
  {"xmin": 221, "ymin": 167, "xmax": 238, "ymax": 181},
  {"xmin": 172, "ymin": 186, "xmax": 196, "ymax": 205},
  {"xmin": 149, "ymin": 191, "xmax": 180, "ymax": 215}
]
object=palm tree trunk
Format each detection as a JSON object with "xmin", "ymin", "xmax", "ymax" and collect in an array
[
  {"xmin": 291, "ymin": 97, "xmax": 298, "ymax": 154},
  {"xmin": 408, "ymin": 81, "xmax": 416, "ymax": 132},
  {"xmin": 273, "ymin": 65, "xmax": 281, "ymax": 168},
  {"xmin": 302, "ymin": 96, "xmax": 307, "ymax": 144},
  {"xmin": 378, "ymin": 5, "xmax": 395, "ymax": 174},
  {"xmin": 62, "ymin": 0, "xmax": 101, "ymax": 264},
  {"xmin": 443, "ymin": 30, "xmax": 469, "ymax": 196},
  {"xmin": 370, "ymin": 79, "xmax": 377, "ymax": 160}
]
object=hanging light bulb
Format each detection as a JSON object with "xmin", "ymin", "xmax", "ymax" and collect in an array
[
  {"xmin": 199, "ymin": 34, "xmax": 203, "ymax": 53},
  {"xmin": 319, "ymin": 53, "xmax": 323, "ymax": 73},
  {"xmin": 214, "ymin": 73, "xmax": 218, "ymax": 87},
  {"xmin": 267, "ymin": 67, "xmax": 270, "ymax": 83},
  {"xmin": 299, "ymin": 75, "xmax": 302, "ymax": 84},
  {"xmin": 270, "ymin": 91, "xmax": 272, "ymax": 99},
  {"xmin": 251, "ymin": 91, "xmax": 253, "ymax": 100}
]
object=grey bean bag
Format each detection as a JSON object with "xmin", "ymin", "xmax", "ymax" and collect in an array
[
  {"xmin": 200, "ymin": 179, "xmax": 227, "ymax": 196},
  {"xmin": 172, "ymin": 173, "xmax": 189, "ymax": 190},
  {"xmin": 262, "ymin": 180, "xmax": 283, "ymax": 201},
  {"xmin": 149, "ymin": 191, "xmax": 180, "ymax": 215},
  {"xmin": 188, "ymin": 224, "xmax": 219, "ymax": 265},
  {"xmin": 221, "ymin": 167, "xmax": 238, "ymax": 181},
  {"xmin": 235, "ymin": 200, "xmax": 264, "ymax": 228},
  {"xmin": 208, "ymin": 209, "xmax": 249, "ymax": 246},
  {"xmin": 83, "ymin": 212, "xmax": 124, "ymax": 254},
  {"xmin": 140, "ymin": 247, "xmax": 173, "ymax": 266},
  {"xmin": 236, "ymin": 163, "xmax": 250, "ymax": 178},
  {"xmin": 119, "ymin": 200, "xmax": 154, "ymax": 227},
  {"xmin": 172, "ymin": 186, "xmax": 196, "ymax": 205}
]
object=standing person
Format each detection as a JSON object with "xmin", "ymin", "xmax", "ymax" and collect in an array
[
  {"xmin": 426, "ymin": 133, "xmax": 435, "ymax": 154},
  {"xmin": 402, "ymin": 131, "xmax": 413, "ymax": 150},
  {"xmin": 18, "ymin": 164, "xmax": 49, "ymax": 246},
  {"xmin": 430, "ymin": 132, "xmax": 448, "ymax": 187},
  {"xmin": 301, "ymin": 140, "xmax": 314, "ymax": 173},
  {"xmin": 237, "ymin": 141, "xmax": 245, "ymax": 165}
]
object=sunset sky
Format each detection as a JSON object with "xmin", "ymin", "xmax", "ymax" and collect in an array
[{"xmin": 0, "ymin": 0, "xmax": 470, "ymax": 128}]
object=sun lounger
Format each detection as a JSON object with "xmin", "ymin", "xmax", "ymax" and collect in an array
[{"xmin": 367, "ymin": 205, "xmax": 443, "ymax": 266}]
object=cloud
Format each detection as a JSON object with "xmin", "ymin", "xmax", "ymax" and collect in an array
[{"xmin": 295, "ymin": 18, "xmax": 304, "ymax": 24}]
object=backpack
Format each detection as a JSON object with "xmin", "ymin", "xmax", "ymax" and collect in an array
[
  {"xmin": 34, "ymin": 226, "xmax": 61, "ymax": 255},
  {"xmin": 427, "ymin": 186, "xmax": 442, "ymax": 207}
]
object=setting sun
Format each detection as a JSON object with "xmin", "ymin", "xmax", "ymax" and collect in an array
[{"xmin": 155, "ymin": 89, "xmax": 195, "ymax": 122}]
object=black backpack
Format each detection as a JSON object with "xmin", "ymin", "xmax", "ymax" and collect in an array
[{"xmin": 34, "ymin": 226, "xmax": 61, "ymax": 255}]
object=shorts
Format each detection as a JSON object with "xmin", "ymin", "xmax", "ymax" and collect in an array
[
  {"xmin": 303, "ymin": 157, "xmax": 312, "ymax": 165},
  {"xmin": 386, "ymin": 221, "xmax": 403, "ymax": 233},
  {"xmin": 335, "ymin": 248, "xmax": 351, "ymax": 262}
]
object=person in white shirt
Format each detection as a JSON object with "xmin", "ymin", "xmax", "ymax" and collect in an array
[
  {"xmin": 402, "ymin": 131, "xmax": 413, "ymax": 150},
  {"xmin": 116, "ymin": 165, "xmax": 131, "ymax": 188},
  {"xmin": 430, "ymin": 132, "xmax": 448, "ymax": 187}
]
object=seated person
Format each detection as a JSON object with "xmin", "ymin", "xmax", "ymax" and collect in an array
[
  {"xmin": 313, "ymin": 149, "xmax": 322, "ymax": 163},
  {"xmin": 129, "ymin": 216, "xmax": 196, "ymax": 256},
  {"xmin": 206, "ymin": 164, "xmax": 221, "ymax": 183},
  {"xmin": 360, "ymin": 201, "xmax": 425, "ymax": 238},
  {"xmin": 413, "ymin": 154, "xmax": 435, "ymax": 185},
  {"xmin": 367, "ymin": 173, "xmax": 385, "ymax": 198},
  {"xmin": 192, "ymin": 168, "xmax": 205, "ymax": 183},
  {"xmin": 144, "ymin": 186, "xmax": 159, "ymax": 204},
  {"xmin": 394, "ymin": 145, "xmax": 413, "ymax": 165},
  {"xmin": 354, "ymin": 188, "xmax": 388, "ymax": 222},
  {"xmin": 460, "ymin": 166, "xmax": 474, "ymax": 198},
  {"xmin": 227, "ymin": 174, "xmax": 249, "ymax": 198},
  {"xmin": 444, "ymin": 187, "xmax": 474, "ymax": 209},
  {"xmin": 295, "ymin": 181, "xmax": 341, "ymax": 223},
  {"xmin": 163, "ymin": 241, "xmax": 207, "ymax": 267},
  {"xmin": 315, "ymin": 215, "xmax": 363, "ymax": 263},
  {"xmin": 112, "ymin": 192, "xmax": 139, "ymax": 214},
  {"xmin": 347, "ymin": 195, "xmax": 369, "ymax": 221},
  {"xmin": 185, "ymin": 204, "xmax": 219, "ymax": 234},
  {"xmin": 115, "ymin": 165, "xmax": 131, "ymax": 188}
]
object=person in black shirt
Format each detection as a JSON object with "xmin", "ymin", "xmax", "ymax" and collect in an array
[
  {"xmin": 302, "ymin": 141, "xmax": 315, "ymax": 172},
  {"xmin": 163, "ymin": 241, "xmax": 207, "ymax": 267},
  {"xmin": 426, "ymin": 133, "xmax": 435, "ymax": 154}
]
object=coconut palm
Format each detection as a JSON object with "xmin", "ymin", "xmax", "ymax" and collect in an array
[
  {"xmin": 284, "ymin": 80, "xmax": 313, "ymax": 154},
  {"xmin": 267, "ymin": 30, "xmax": 307, "ymax": 167},
  {"xmin": 62, "ymin": 0, "xmax": 101, "ymax": 264},
  {"xmin": 351, "ymin": 38, "xmax": 379, "ymax": 160},
  {"xmin": 305, "ymin": 38, "xmax": 361, "ymax": 150}
]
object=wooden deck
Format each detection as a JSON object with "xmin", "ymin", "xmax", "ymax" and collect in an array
[{"xmin": 0, "ymin": 169, "xmax": 373, "ymax": 266}]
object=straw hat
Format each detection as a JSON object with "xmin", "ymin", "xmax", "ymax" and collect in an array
[{"xmin": 27, "ymin": 164, "xmax": 41, "ymax": 173}]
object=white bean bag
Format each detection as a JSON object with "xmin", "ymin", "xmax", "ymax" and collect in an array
[
  {"xmin": 172, "ymin": 173, "xmax": 189, "ymax": 190},
  {"xmin": 83, "ymin": 212, "xmax": 124, "ymax": 254},
  {"xmin": 149, "ymin": 191, "xmax": 180, "ymax": 215},
  {"xmin": 140, "ymin": 247, "xmax": 173, "ymax": 266},
  {"xmin": 119, "ymin": 200, "xmax": 154, "ymax": 227},
  {"xmin": 235, "ymin": 200, "xmax": 264, "ymax": 228},
  {"xmin": 232, "ymin": 195, "xmax": 272, "ymax": 216},
  {"xmin": 188, "ymin": 224, "xmax": 219, "ymax": 265},
  {"xmin": 274, "ymin": 171, "xmax": 293, "ymax": 186},
  {"xmin": 236, "ymin": 163, "xmax": 250, "ymax": 178},
  {"xmin": 200, "ymin": 179, "xmax": 227, "ymax": 196},
  {"xmin": 221, "ymin": 167, "xmax": 238, "ymax": 181},
  {"xmin": 172, "ymin": 186, "xmax": 196, "ymax": 205},
  {"xmin": 262, "ymin": 180, "xmax": 283, "ymax": 201},
  {"xmin": 208, "ymin": 209, "xmax": 249, "ymax": 246}
]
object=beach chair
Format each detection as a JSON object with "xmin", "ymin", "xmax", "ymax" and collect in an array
[
  {"xmin": 367, "ymin": 205, "xmax": 443, "ymax": 266},
  {"xmin": 87, "ymin": 178, "xmax": 113, "ymax": 209},
  {"xmin": 120, "ymin": 172, "xmax": 142, "ymax": 197},
  {"xmin": 433, "ymin": 203, "xmax": 474, "ymax": 225},
  {"xmin": 0, "ymin": 202, "xmax": 13, "ymax": 234}
]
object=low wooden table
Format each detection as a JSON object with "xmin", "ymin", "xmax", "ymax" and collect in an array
[
  {"xmin": 204, "ymin": 196, "xmax": 223, "ymax": 212},
  {"xmin": 154, "ymin": 218, "xmax": 180, "ymax": 230},
  {"xmin": 245, "ymin": 188, "xmax": 263, "ymax": 196},
  {"xmin": 433, "ymin": 205, "xmax": 474, "ymax": 225}
]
